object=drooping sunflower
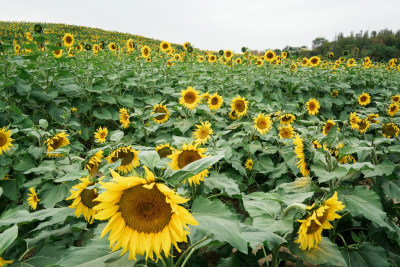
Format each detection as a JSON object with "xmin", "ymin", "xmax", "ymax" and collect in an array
[
  {"xmin": 309, "ymin": 56, "xmax": 321, "ymax": 67},
  {"xmin": 264, "ymin": 50, "xmax": 276, "ymax": 62},
  {"xmin": 382, "ymin": 123, "xmax": 399, "ymax": 138},
  {"xmin": 366, "ymin": 113, "xmax": 380, "ymax": 124},
  {"xmin": 224, "ymin": 50, "xmax": 233, "ymax": 60},
  {"xmin": 279, "ymin": 125, "xmax": 295, "ymax": 139},
  {"xmin": 193, "ymin": 121, "xmax": 213, "ymax": 145},
  {"xmin": 392, "ymin": 95, "xmax": 400, "ymax": 103},
  {"xmin": 94, "ymin": 127, "xmax": 108, "ymax": 144},
  {"xmin": 66, "ymin": 177, "xmax": 99, "ymax": 223},
  {"xmin": 141, "ymin": 45, "xmax": 151, "ymax": 58},
  {"xmin": 358, "ymin": 92, "xmax": 371, "ymax": 106},
  {"xmin": 85, "ymin": 150, "xmax": 104, "ymax": 177},
  {"xmin": 388, "ymin": 102, "xmax": 399, "ymax": 117},
  {"xmin": 306, "ymin": 98, "xmax": 320, "ymax": 115},
  {"xmin": 126, "ymin": 39, "xmax": 135, "ymax": 51},
  {"xmin": 295, "ymin": 192, "xmax": 345, "ymax": 250},
  {"xmin": 349, "ymin": 112, "xmax": 360, "ymax": 130},
  {"xmin": 45, "ymin": 132, "xmax": 70, "ymax": 157},
  {"xmin": 27, "ymin": 187, "xmax": 40, "ymax": 210},
  {"xmin": 231, "ymin": 95, "xmax": 248, "ymax": 119},
  {"xmin": 253, "ymin": 113, "xmax": 272, "ymax": 135},
  {"xmin": 201, "ymin": 92, "xmax": 210, "ymax": 102},
  {"xmin": 155, "ymin": 144, "xmax": 174, "ymax": 158},
  {"xmin": 0, "ymin": 127, "xmax": 14, "ymax": 155},
  {"xmin": 107, "ymin": 146, "xmax": 140, "ymax": 174},
  {"xmin": 152, "ymin": 104, "xmax": 170, "ymax": 124},
  {"xmin": 179, "ymin": 86, "xmax": 201, "ymax": 110},
  {"xmin": 108, "ymin": 42, "xmax": 118, "ymax": 52},
  {"xmin": 169, "ymin": 142, "xmax": 208, "ymax": 186},
  {"xmin": 293, "ymin": 134, "xmax": 310, "ymax": 177},
  {"xmin": 93, "ymin": 168, "xmax": 198, "ymax": 260},
  {"xmin": 331, "ymin": 90, "xmax": 339, "ymax": 98},
  {"xmin": 280, "ymin": 114, "xmax": 296, "ymax": 125},
  {"xmin": 322, "ymin": 120, "xmax": 336, "ymax": 135},
  {"xmin": 160, "ymin": 41, "xmax": 171, "ymax": 52},
  {"xmin": 245, "ymin": 158, "xmax": 253, "ymax": 170},
  {"xmin": 208, "ymin": 93, "xmax": 223, "ymax": 110},
  {"xmin": 119, "ymin": 108, "xmax": 130, "ymax": 128},
  {"xmin": 62, "ymin": 33, "xmax": 74, "ymax": 47}
]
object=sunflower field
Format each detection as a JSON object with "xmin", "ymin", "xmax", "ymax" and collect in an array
[{"xmin": 0, "ymin": 22, "xmax": 400, "ymax": 267}]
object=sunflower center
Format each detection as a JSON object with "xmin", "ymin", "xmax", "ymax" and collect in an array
[
  {"xmin": 281, "ymin": 129, "xmax": 291, "ymax": 138},
  {"xmin": 281, "ymin": 116, "xmax": 291, "ymax": 122},
  {"xmin": 50, "ymin": 137, "xmax": 63, "ymax": 150},
  {"xmin": 390, "ymin": 106, "xmax": 397, "ymax": 112},
  {"xmin": 177, "ymin": 150, "xmax": 201, "ymax": 168},
  {"xmin": 234, "ymin": 100, "xmax": 245, "ymax": 112},
  {"xmin": 383, "ymin": 125, "xmax": 395, "ymax": 136},
  {"xmin": 0, "ymin": 133, "xmax": 6, "ymax": 146},
  {"xmin": 157, "ymin": 147, "xmax": 173, "ymax": 158},
  {"xmin": 119, "ymin": 185, "xmax": 172, "ymax": 233},
  {"xmin": 112, "ymin": 150, "xmax": 135, "ymax": 166},
  {"xmin": 65, "ymin": 36, "xmax": 72, "ymax": 44},
  {"xmin": 100, "ymin": 131, "xmax": 107, "ymax": 138},
  {"xmin": 325, "ymin": 123, "xmax": 334, "ymax": 132},
  {"xmin": 267, "ymin": 53, "xmax": 273, "ymax": 59},
  {"xmin": 257, "ymin": 119, "xmax": 267, "ymax": 129},
  {"xmin": 81, "ymin": 189, "xmax": 100, "ymax": 208},
  {"xmin": 309, "ymin": 102, "xmax": 316, "ymax": 110},
  {"xmin": 199, "ymin": 129, "xmax": 209, "ymax": 139},
  {"xmin": 162, "ymin": 44, "xmax": 168, "ymax": 49},
  {"xmin": 311, "ymin": 58, "xmax": 318, "ymax": 64},
  {"xmin": 184, "ymin": 92, "xmax": 196, "ymax": 104},
  {"xmin": 154, "ymin": 107, "xmax": 167, "ymax": 120},
  {"xmin": 307, "ymin": 209, "xmax": 329, "ymax": 234},
  {"xmin": 360, "ymin": 95, "xmax": 367, "ymax": 102},
  {"xmin": 211, "ymin": 97, "xmax": 219, "ymax": 105},
  {"xmin": 358, "ymin": 120, "xmax": 368, "ymax": 130}
]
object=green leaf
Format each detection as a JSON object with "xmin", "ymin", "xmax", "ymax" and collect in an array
[
  {"xmin": 15, "ymin": 77, "xmax": 32, "ymax": 95},
  {"xmin": 93, "ymin": 108, "xmax": 113, "ymax": 120},
  {"xmin": 138, "ymin": 151, "xmax": 160, "ymax": 170},
  {"xmin": 382, "ymin": 180, "xmax": 400, "ymax": 200},
  {"xmin": 239, "ymin": 225, "xmax": 286, "ymax": 250},
  {"xmin": 175, "ymin": 118, "xmax": 194, "ymax": 134},
  {"xmin": 168, "ymin": 155, "xmax": 224, "ymax": 186},
  {"xmin": 341, "ymin": 186, "xmax": 387, "ymax": 226},
  {"xmin": 0, "ymin": 208, "xmax": 69, "ymax": 226},
  {"xmin": 110, "ymin": 130, "xmax": 124, "ymax": 142},
  {"xmin": 54, "ymin": 170, "xmax": 89, "ymax": 183},
  {"xmin": 41, "ymin": 184, "xmax": 70, "ymax": 208},
  {"xmin": 311, "ymin": 164, "xmax": 349, "ymax": 183},
  {"xmin": 117, "ymin": 95, "xmax": 135, "ymax": 108},
  {"xmin": 25, "ymin": 225, "xmax": 71, "ymax": 247},
  {"xmin": 203, "ymin": 173, "xmax": 240, "ymax": 196},
  {"xmin": 341, "ymin": 242, "xmax": 389, "ymax": 267},
  {"xmin": 338, "ymin": 145, "xmax": 372, "ymax": 160},
  {"xmin": 24, "ymin": 160, "xmax": 56, "ymax": 174},
  {"xmin": 191, "ymin": 198, "xmax": 248, "ymax": 253},
  {"xmin": 288, "ymin": 237, "xmax": 346, "ymax": 266},
  {"xmin": 361, "ymin": 161, "xmax": 396, "ymax": 177},
  {"xmin": 0, "ymin": 225, "xmax": 18, "ymax": 254}
]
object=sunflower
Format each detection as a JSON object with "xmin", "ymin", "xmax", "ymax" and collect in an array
[
  {"xmin": 146, "ymin": 57, "xmax": 152, "ymax": 63},
  {"xmin": 293, "ymin": 134, "xmax": 310, "ymax": 177},
  {"xmin": 309, "ymin": 56, "xmax": 320, "ymax": 67},
  {"xmin": 264, "ymin": 50, "xmax": 276, "ymax": 62},
  {"xmin": 349, "ymin": 112, "xmax": 360, "ymax": 130},
  {"xmin": 235, "ymin": 58, "xmax": 242, "ymax": 64},
  {"xmin": 347, "ymin": 58, "xmax": 356, "ymax": 67},
  {"xmin": 279, "ymin": 125, "xmax": 295, "ymax": 139},
  {"xmin": 201, "ymin": 92, "xmax": 210, "ymax": 102},
  {"xmin": 382, "ymin": 123, "xmax": 399, "ymax": 138},
  {"xmin": 27, "ymin": 187, "xmax": 40, "ymax": 210},
  {"xmin": 152, "ymin": 104, "xmax": 170, "ymax": 124},
  {"xmin": 119, "ymin": 108, "xmax": 130, "ymax": 128},
  {"xmin": 75, "ymin": 44, "xmax": 83, "ymax": 52},
  {"xmin": 126, "ymin": 39, "xmax": 135, "ymax": 51},
  {"xmin": 107, "ymin": 146, "xmax": 140, "ymax": 174},
  {"xmin": 62, "ymin": 33, "xmax": 74, "ymax": 47},
  {"xmin": 331, "ymin": 90, "xmax": 339, "ymax": 98},
  {"xmin": 253, "ymin": 113, "xmax": 272, "ymax": 135},
  {"xmin": 85, "ymin": 150, "xmax": 104, "ymax": 177},
  {"xmin": 245, "ymin": 159, "xmax": 253, "ymax": 170},
  {"xmin": 141, "ymin": 45, "xmax": 151, "ymax": 58},
  {"xmin": 280, "ymin": 114, "xmax": 296, "ymax": 125},
  {"xmin": 174, "ymin": 54, "xmax": 182, "ymax": 61},
  {"xmin": 45, "ymin": 132, "xmax": 70, "ymax": 157},
  {"xmin": 322, "ymin": 120, "xmax": 336, "ymax": 135},
  {"xmin": 328, "ymin": 52, "xmax": 334, "ymax": 59},
  {"xmin": 231, "ymin": 96, "xmax": 248, "ymax": 119},
  {"xmin": 224, "ymin": 50, "xmax": 233, "ymax": 60},
  {"xmin": 183, "ymin": 42, "xmax": 190, "ymax": 50},
  {"xmin": 193, "ymin": 121, "xmax": 213, "ymax": 145},
  {"xmin": 306, "ymin": 98, "xmax": 320, "ymax": 115},
  {"xmin": 281, "ymin": 51, "xmax": 288, "ymax": 59},
  {"xmin": 0, "ymin": 127, "xmax": 14, "ymax": 155},
  {"xmin": 208, "ymin": 93, "xmax": 223, "ymax": 110},
  {"xmin": 295, "ymin": 192, "xmax": 345, "ymax": 250},
  {"xmin": 0, "ymin": 257, "xmax": 13, "ymax": 266},
  {"xmin": 93, "ymin": 168, "xmax": 197, "ymax": 260},
  {"xmin": 167, "ymin": 59, "xmax": 174, "ymax": 67},
  {"xmin": 93, "ymin": 44, "xmax": 100, "ymax": 54},
  {"xmin": 169, "ymin": 143, "xmax": 209, "ymax": 186},
  {"xmin": 392, "ymin": 95, "xmax": 400, "ymax": 103},
  {"xmin": 155, "ymin": 144, "xmax": 174, "ymax": 158},
  {"xmin": 388, "ymin": 102, "xmax": 399, "ymax": 117},
  {"xmin": 290, "ymin": 64, "xmax": 298, "ymax": 72},
  {"xmin": 180, "ymin": 86, "xmax": 200, "ymax": 110},
  {"xmin": 14, "ymin": 44, "xmax": 20, "ymax": 54},
  {"xmin": 160, "ymin": 41, "xmax": 171, "ymax": 52},
  {"xmin": 197, "ymin": 56, "xmax": 205, "ymax": 63},
  {"xmin": 109, "ymin": 42, "xmax": 118, "ymax": 52},
  {"xmin": 358, "ymin": 92, "xmax": 371, "ymax": 106},
  {"xmin": 256, "ymin": 59, "xmax": 264, "ymax": 67},
  {"xmin": 229, "ymin": 110, "xmax": 238, "ymax": 120},
  {"xmin": 366, "ymin": 113, "xmax": 380, "ymax": 124},
  {"xmin": 301, "ymin": 57, "xmax": 309, "ymax": 66}
]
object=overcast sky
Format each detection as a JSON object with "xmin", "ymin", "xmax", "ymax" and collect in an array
[{"xmin": 1, "ymin": 0, "xmax": 399, "ymax": 52}]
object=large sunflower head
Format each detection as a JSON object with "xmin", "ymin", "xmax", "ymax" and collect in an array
[
  {"xmin": 62, "ymin": 33, "xmax": 74, "ymax": 47},
  {"xmin": 309, "ymin": 56, "xmax": 321, "ymax": 67},
  {"xmin": 358, "ymin": 92, "xmax": 371, "ymax": 106},
  {"xmin": 85, "ymin": 150, "xmax": 104, "ymax": 177},
  {"xmin": 382, "ymin": 123, "xmax": 399, "ymax": 138},
  {"xmin": 109, "ymin": 42, "xmax": 118, "ymax": 52},
  {"xmin": 66, "ymin": 177, "xmax": 99, "ymax": 223},
  {"xmin": 322, "ymin": 120, "xmax": 336, "ymax": 135},
  {"xmin": 141, "ymin": 45, "xmax": 151, "ymax": 58},
  {"xmin": 179, "ymin": 86, "xmax": 200, "ymax": 110},
  {"xmin": 45, "ymin": 132, "xmax": 70, "ymax": 157},
  {"xmin": 301, "ymin": 57, "xmax": 309, "ymax": 66},
  {"xmin": 264, "ymin": 50, "xmax": 276, "ymax": 62},
  {"xmin": 0, "ymin": 127, "xmax": 14, "ymax": 155},
  {"xmin": 208, "ymin": 93, "xmax": 223, "ymax": 111},
  {"xmin": 27, "ymin": 187, "xmax": 40, "ymax": 210},
  {"xmin": 279, "ymin": 125, "xmax": 295, "ymax": 139},
  {"xmin": 280, "ymin": 114, "xmax": 296, "ymax": 125},
  {"xmin": 160, "ymin": 41, "xmax": 171, "ymax": 52},
  {"xmin": 126, "ymin": 39, "xmax": 135, "ymax": 51},
  {"xmin": 183, "ymin": 42, "xmax": 190, "ymax": 50},
  {"xmin": 224, "ymin": 50, "xmax": 233, "ymax": 60},
  {"xmin": 169, "ymin": 142, "xmax": 209, "ymax": 186},
  {"xmin": 208, "ymin": 54, "xmax": 217, "ymax": 63},
  {"xmin": 193, "ymin": 121, "xmax": 213, "ymax": 145},
  {"xmin": 388, "ymin": 102, "xmax": 399, "ymax": 117},
  {"xmin": 306, "ymin": 98, "xmax": 320, "ymax": 115},
  {"xmin": 253, "ymin": 113, "xmax": 272, "ymax": 135},
  {"xmin": 107, "ymin": 146, "xmax": 140, "ymax": 174},
  {"xmin": 93, "ymin": 168, "xmax": 198, "ymax": 260},
  {"xmin": 152, "ymin": 104, "xmax": 170, "ymax": 124},
  {"xmin": 155, "ymin": 144, "xmax": 175, "ymax": 158},
  {"xmin": 119, "ymin": 108, "xmax": 130, "ymax": 128},
  {"xmin": 231, "ymin": 95, "xmax": 248, "ymax": 119}
]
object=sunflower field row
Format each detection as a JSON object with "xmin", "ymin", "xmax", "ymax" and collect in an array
[{"xmin": 0, "ymin": 24, "xmax": 400, "ymax": 267}]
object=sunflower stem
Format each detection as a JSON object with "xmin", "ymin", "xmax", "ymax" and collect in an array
[{"xmin": 175, "ymin": 236, "xmax": 210, "ymax": 267}]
